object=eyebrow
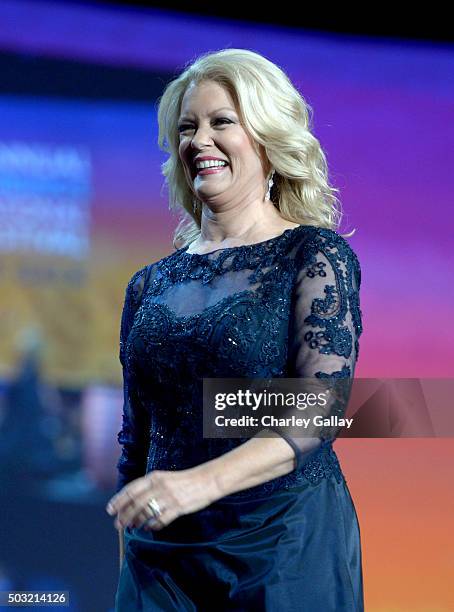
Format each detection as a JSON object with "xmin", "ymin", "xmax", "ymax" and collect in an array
[{"xmin": 178, "ymin": 107, "xmax": 236, "ymax": 121}]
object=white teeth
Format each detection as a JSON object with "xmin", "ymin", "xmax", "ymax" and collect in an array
[{"xmin": 195, "ymin": 160, "xmax": 228, "ymax": 170}]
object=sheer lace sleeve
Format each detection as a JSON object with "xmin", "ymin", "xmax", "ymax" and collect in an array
[
  {"xmin": 273, "ymin": 229, "xmax": 363, "ymax": 470},
  {"xmin": 116, "ymin": 265, "xmax": 151, "ymax": 492}
]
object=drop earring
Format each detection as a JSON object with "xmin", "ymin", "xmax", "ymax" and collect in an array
[{"xmin": 266, "ymin": 170, "xmax": 275, "ymax": 201}]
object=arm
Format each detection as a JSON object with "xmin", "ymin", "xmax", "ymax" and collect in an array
[
  {"xmin": 202, "ymin": 229, "xmax": 363, "ymax": 497},
  {"xmin": 114, "ymin": 267, "xmax": 151, "ymax": 559},
  {"xmin": 116, "ymin": 265, "xmax": 151, "ymax": 492}
]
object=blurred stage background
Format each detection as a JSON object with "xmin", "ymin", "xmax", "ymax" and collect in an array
[{"xmin": 0, "ymin": 1, "xmax": 453, "ymax": 610}]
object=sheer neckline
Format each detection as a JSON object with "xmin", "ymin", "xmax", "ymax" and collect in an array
[{"xmin": 180, "ymin": 224, "xmax": 308, "ymax": 257}]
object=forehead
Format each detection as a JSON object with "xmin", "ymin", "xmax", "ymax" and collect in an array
[{"xmin": 179, "ymin": 81, "xmax": 236, "ymax": 116}]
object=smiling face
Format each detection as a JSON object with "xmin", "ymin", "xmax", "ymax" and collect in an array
[{"xmin": 178, "ymin": 80, "xmax": 270, "ymax": 207}]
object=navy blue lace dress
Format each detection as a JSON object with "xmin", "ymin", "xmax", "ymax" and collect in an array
[{"xmin": 114, "ymin": 224, "xmax": 364, "ymax": 612}]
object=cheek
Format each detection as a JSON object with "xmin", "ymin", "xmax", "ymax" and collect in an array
[
  {"xmin": 231, "ymin": 135, "xmax": 262, "ymax": 168},
  {"xmin": 228, "ymin": 132, "xmax": 248, "ymax": 153},
  {"xmin": 178, "ymin": 144, "xmax": 192, "ymax": 176},
  {"xmin": 178, "ymin": 142, "xmax": 186, "ymax": 163}
]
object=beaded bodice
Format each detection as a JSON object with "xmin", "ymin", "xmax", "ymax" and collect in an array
[{"xmin": 116, "ymin": 225, "xmax": 363, "ymax": 498}]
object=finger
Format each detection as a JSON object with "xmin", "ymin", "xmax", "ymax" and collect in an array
[
  {"xmin": 143, "ymin": 517, "xmax": 163, "ymax": 531},
  {"xmin": 122, "ymin": 486, "xmax": 169, "ymax": 530},
  {"xmin": 120, "ymin": 490, "xmax": 166, "ymax": 529},
  {"xmin": 143, "ymin": 512, "xmax": 168, "ymax": 531},
  {"xmin": 108, "ymin": 479, "xmax": 151, "ymax": 516},
  {"xmin": 128, "ymin": 500, "xmax": 160, "ymax": 529},
  {"xmin": 137, "ymin": 511, "xmax": 159, "ymax": 530},
  {"xmin": 142, "ymin": 505, "xmax": 179, "ymax": 532},
  {"xmin": 120, "ymin": 507, "xmax": 160, "ymax": 531},
  {"xmin": 106, "ymin": 493, "xmax": 122, "ymax": 514},
  {"xmin": 107, "ymin": 488, "xmax": 135, "ymax": 516}
]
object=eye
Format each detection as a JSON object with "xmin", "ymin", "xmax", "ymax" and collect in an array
[
  {"xmin": 178, "ymin": 124, "xmax": 194, "ymax": 133},
  {"xmin": 178, "ymin": 118, "xmax": 232, "ymax": 133}
]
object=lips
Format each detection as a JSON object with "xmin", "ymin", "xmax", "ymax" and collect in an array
[
  {"xmin": 192, "ymin": 160, "xmax": 229, "ymax": 177},
  {"xmin": 196, "ymin": 165, "xmax": 228, "ymax": 176},
  {"xmin": 193, "ymin": 157, "xmax": 228, "ymax": 164}
]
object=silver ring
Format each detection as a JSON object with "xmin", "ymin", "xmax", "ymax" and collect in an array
[{"xmin": 147, "ymin": 497, "xmax": 162, "ymax": 519}]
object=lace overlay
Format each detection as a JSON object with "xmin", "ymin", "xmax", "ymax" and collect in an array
[{"xmin": 116, "ymin": 225, "xmax": 363, "ymax": 498}]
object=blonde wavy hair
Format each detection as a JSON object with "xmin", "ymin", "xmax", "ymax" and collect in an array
[{"xmin": 156, "ymin": 48, "xmax": 354, "ymax": 248}]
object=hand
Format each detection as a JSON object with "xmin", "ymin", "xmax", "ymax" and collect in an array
[{"xmin": 105, "ymin": 465, "xmax": 219, "ymax": 532}]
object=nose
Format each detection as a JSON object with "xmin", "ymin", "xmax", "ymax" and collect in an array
[{"xmin": 189, "ymin": 125, "xmax": 215, "ymax": 152}]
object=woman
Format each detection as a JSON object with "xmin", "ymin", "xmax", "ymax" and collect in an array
[{"xmin": 106, "ymin": 48, "xmax": 364, "ymax": 611}]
